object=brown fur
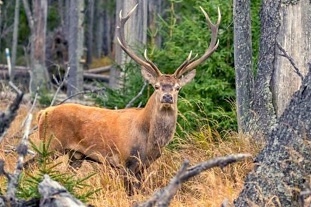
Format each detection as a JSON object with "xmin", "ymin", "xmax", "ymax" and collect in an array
[{"xmin": 36, "ymin": 73, "xmax": 195, "ymax": 195}]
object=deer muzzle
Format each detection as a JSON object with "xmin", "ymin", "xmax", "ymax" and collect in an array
[{"xmin": 161, "ymin": 94, "xmax": 174, "ymax": 104}]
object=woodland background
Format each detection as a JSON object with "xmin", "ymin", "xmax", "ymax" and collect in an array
[{"xmin": 1, "ymin": 0, "xmax": 311, "ymax": 206}]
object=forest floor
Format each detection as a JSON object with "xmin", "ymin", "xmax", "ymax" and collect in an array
[{"xmin": 0, "ymin": 101, "xmax": 262, "ymax": 207}]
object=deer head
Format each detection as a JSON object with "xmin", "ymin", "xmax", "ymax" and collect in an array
[{"xmin": 117, "ymin": 5, "xmax": 221, "ymax": 110}]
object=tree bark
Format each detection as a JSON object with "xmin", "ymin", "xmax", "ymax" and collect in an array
[
  {"xmin": 23, "ymin": 0, "xmax": 50, "ymax": 95},
  {"xmin": 235, "ymin": 63, "xmax": 311, "ymax": 206},
  {"xmin": 86, "ymin": 0, "xmax": 94, "ymax": 66},
  {"xmin": 67, "ymin": 0, "xmax": 84, "ymax": 97},
  {"xmin": 148, "ymin": 0, "xmax": 163, "ymax": 48},
  {"xmin": 102, "ymin": 0, "xmax": 115, "ymax": 57},
  {"xmin": 11, "ymin": 0, "xmax": 20, "ymax": 82},
  {"xmin": 235, "ymin": 0, "xmax": 311, "ymax": 205},
  {"xmin": 110, "ymin": 0, "xmax": 148, "ymax": 89},
  {"xmin": 233, "ymin": 0, "xmax": 254, "ymax": 134},
  {"xmin": 245, "ymin": 0, "xmax": 281, "ymax": 140},
  {"xmin": 272, "ymin": 0, "xmax": 311, "ymax": 117},
  {"xmin": 94, "ymin": 0, "xmax": 104, "ymax": 58}
]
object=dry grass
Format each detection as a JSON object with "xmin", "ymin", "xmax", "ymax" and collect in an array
[{"xmin": 0, "ymin": 103, "xmax": 262, "ymax": 207}]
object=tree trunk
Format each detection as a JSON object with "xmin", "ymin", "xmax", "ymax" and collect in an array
[
  {"xmin": 110, "ymin": 0, "xmax": 148, "ymax": 89},
  {"xmin": 272, "ymin": 0, "xmax": 311, "ymax": 117},
  {"xmin": 11, "ymin": 0, "xmax": 20, "ymax": 82},
  {"xmin": 235, "ymin": 0, "xmax": 311, "ymax": 205},
  {"xmin": 102, "ymin": 0, "xmax": 115, "ymax": 57},
  {"xmin": 67, "ymin": 0, "xmax": 84, "ymax": 97},
  {"xmin": 23, "ymin": 0, "xmax": 50, "ymax": 95},
  {"xmin": 86, "ymin": 0, "xmax": 94, "ymax": 66},
  {"xmin": 64, "ymin": 0, "xmax": 70, "ymax": 37},
  {"xmin": 94, "ymin": 0, "xmax": 103, "ymax": 58},
  {"xmin": 57, "ymin": 0, "xmax": 64, "ymax": 26},
  {"xmin": 242, "ymin": 0, "xmax": 280, "ymax": 140},
  {"xmin": 233, "ymin": 0, "xmax": 254, "ymax": 134},
  {"xmin": 235, "ymin": 64, "xmax": 311, "ymax": 206},
  {"xmin": 148, "ymin": 0, "xmax": 163, "ymax": 48}
]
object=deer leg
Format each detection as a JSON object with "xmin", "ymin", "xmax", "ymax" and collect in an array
[
  {"xmin": 67, "ymin": 150, "xmax": 85, "ymax": 169},
  {"xmin": 124, "ymin": 157, "xmax": 144, "ymax": 196}
]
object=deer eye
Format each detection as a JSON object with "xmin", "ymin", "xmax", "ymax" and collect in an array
[
  {"xmin": 154, "ymin": 84, "xmax": 160, "ymax": 90},
  {"xmin": 175, "ymin": 86, "xmax": 181, "ymax": 91}
]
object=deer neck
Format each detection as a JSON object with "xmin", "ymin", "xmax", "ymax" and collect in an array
[{"xmin": 140, "ymin": 92, "xmax": 178, "ymax": 148}]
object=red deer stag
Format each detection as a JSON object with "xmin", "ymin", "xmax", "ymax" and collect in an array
[{"xmin": 35, "ymin": 5, "xmax": 221, "ymax": 195}]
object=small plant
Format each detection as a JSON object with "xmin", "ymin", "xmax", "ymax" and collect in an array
[
  {"xmin": 37, "ymin": 88, "xmax": 53, "ymax": 107},
  {"xmin": 17, "ymin": 137, "xmax": 101, "ymax": 202}
]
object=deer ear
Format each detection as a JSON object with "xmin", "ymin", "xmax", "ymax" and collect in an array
[
  {"xmin": 179, "ymin": 69, "xmax": 196, "ymax": 87},
  {"xmin": 141, "ymin": 67, "xmax": 157, "ymax": 85}
]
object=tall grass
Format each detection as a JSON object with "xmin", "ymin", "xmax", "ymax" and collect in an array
[{"xmin": 0, "ymin": 103, "xmax": 262, "ymax": 206}]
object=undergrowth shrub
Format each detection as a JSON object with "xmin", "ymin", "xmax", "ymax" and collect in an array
[{"xmin": 17, "ymin": 138, "xmax": 100, "ymax": 202}]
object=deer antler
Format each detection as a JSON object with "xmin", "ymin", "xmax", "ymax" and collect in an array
[
  {"xmin": 116, "ymin": 4, "xmax": 162, "ymax": 77},
  {"xmin": 174, "ymin": 7, "xmax": 221, "ymax": 78}
]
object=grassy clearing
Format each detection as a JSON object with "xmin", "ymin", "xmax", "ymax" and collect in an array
[{"xmin": 0, "ymin": 103, "xmax": 262, "ymax": 206}]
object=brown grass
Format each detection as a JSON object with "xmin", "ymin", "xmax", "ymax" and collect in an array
[{"xmin": 0, "ymin": 103, "xmax": 262, "ymax": 207}]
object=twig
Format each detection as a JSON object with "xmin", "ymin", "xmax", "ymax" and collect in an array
[
  {"xmin": 50, "ymin": 66, "xmax": 70, "ymax": 106},
  {"xmin": 126, "ymin": 81, "xmax": 147, "ymax": 108},
  {"xmin": 6, "ymin": 113, "xmax": 33, "ymax": 204},
  {"xmin": 58, "ymin": 87, "xmax": 106, "ymax": 105},
  {"xmin": 277, "ymin": 42, "xmax": 304, "ymax": 82},
  {"xmin": 136, "ymin": 153, "xmax": 251, "ymax": 207}
]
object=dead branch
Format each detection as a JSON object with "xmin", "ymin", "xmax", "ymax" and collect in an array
[
  {"xmin": 0, "ymin": 81, "xmax": 24, "ymax": 141},
  {"xmin": 50, "ymin": 67, "xmax": 70, "ymax": 106},
  {"xmin": 126, "ymin": 81, "xmax": 147, "ymax": 108},
  {"xmin": 58, "ymin": 87, "xmax": 106, "ymax": 105},
  {"xmin": 277, "ymin": 42, "xmax": 304, "ymax": 81},
  {"xmin": 6, "ymin": 113, "xmax": 32, "ymax": 204},
  {"xmin": 39, "ymin": 175, "xmax": 90, "ymax": 207},
  {"xmin": 136, "ymin": 153, "xmax": 251, "ymax": 207}
]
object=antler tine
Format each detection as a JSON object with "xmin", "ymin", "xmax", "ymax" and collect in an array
[
  {"xmin": 175, "ymin": 7, "xmax": 221, "ymax": 78},
  {"xmin": 116, "ymin": 4, "xmax": 161, "ymax": 76},
  {"xmin": 144, "ymin": 50, "xmax": 162, "ymax": 76},
  {"xmin": 174, "ymin": 51, "xmax": 198, "ymax": 77}
]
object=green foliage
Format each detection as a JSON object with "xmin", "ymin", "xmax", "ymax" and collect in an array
[
  {"xmin": 46, "ymin": 3, "xmax": 61, "ymax": 31},
  {"xmin": 95, "ymin": 63, "xmax": 148, "ymax": 109},
  {"xmin": 98, "ymin": 0, "xmax": 261, "ymax": 136},
  {"xmin": 37, "ymin": 88, "xmax": 53, "ymax": 107},
  {"xmin": 17, "ymin": 138, "xmax": 100, "ymax": 202},
  {"xmin": 152, "ymin": 0, "xmax": 237, "ymax": 134}
]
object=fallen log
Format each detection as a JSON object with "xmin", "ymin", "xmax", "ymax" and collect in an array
[
  {"xmin": 0, "ymin": 68, "xmax": 110, "ymax": 83},
  {"xmin": 83, "ymin": 73, "xmax": 109, "ymax": 82},
  {"xmin": 86, "ymin": 65, "xmax": 111, "ymax": 73}
]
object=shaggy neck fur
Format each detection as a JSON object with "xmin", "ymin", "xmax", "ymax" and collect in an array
[{"xmin": 139, "ymin": 92, "xmax": 177, "ymax": 161}]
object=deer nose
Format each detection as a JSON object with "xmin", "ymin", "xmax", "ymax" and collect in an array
[{"xmin": 161, "ymin": 94, "xmax": 173, "ymax": 104}]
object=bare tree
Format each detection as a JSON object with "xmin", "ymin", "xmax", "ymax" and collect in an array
[
  {"xmin": 148, "ymin": 0, "xmax": 163, "ymax": 48},
  {"xmin": 233, "ymin": 0, "xmax": 253, "ymax": 133},
  {"xmin": 22, "ymin": 0, "xmax": 50, "ymax": 95},
  {"xmin": 110, "ymin": 0, "xmax": 148, "ymax": 89},
  {"xmin": 271, "ymin": 0, "xmax": 311, "ymax": 117},
  {"xmin": 11, "ymin": 0, "xmax": 20, "ymax": 82},
  {"xmin": 67, "ymin": 0, "xmax": 85, "ymax": 97},
  {"xmin": 234, "ymin": 0, "xmax": 311, "ymax": 205},
  {"xmin": 234, "ymin": 0, "xmax": 311, "ymax": 138},
  {"xmin": 85, "ymin": 0, "xmax": 94, "ymax": 66}
]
